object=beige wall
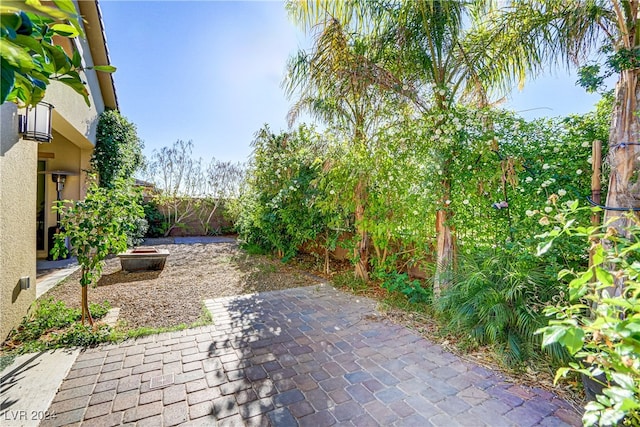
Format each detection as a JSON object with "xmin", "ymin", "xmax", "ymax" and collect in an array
[
  {"xmin": 0, "ymin": 103, "xmax": 38, "ymax": 341},
  {"xmin": 37, "ymin": 133, "xmax": 93, "ymax": 257},
  {"xmin": 43, "ymin": 3, "xmax": 107, "ymax": 143}
]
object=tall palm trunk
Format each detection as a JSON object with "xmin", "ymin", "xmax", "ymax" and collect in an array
[
  {"xmin": 433, "ymin": 92, "xmax": 455, "ymax": 298},
  {"xmin": 354, "ymin": 176, "xmax": 370, "ymax": 281},
  {"xmin": 434, "ymin": 176, "xmax": 452, "ymax": 298},
  {"xmin": 602, "ymin": 68, "xmax": 640, "ymax": 296}
]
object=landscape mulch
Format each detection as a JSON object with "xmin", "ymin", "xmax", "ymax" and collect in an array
[{"xmin": 45, "ymin": 242, "xmax": 314, "ymax": 330}]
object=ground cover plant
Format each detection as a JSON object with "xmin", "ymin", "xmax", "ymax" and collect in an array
[{"xmin": 2, "ymin": 298, "xmax": 111, "ymax": 354}]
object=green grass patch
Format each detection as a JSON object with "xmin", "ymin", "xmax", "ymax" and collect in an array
[
  {"xmin": 332, "ymin": 271, "xmax": 370, "ymax": 294},
  {"xmin": 110, "ymin": 303, "xmax": 213, "ymax": 341},
  {"xmin": 2, "ymin": 298, "xmax": 112, "ymax": 355},
  {"xmin": 2, "ymin": 299, "xmax": 214, "ymax": 355}
]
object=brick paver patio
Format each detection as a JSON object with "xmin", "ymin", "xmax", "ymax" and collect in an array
[{"xmin": 42, "ymin": 284, "xmax": 582, "ymax": 426}]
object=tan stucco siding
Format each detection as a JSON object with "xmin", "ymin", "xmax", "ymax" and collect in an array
[
  {"xmin": 43, "ymin": 77, "xmax": 103, "ymax": 147},
  {"xmin": 44, "ymin": 1, "xmax": 109, "ymax": 146},
  {"xmin": 0, "ymin": 103, "xmax": 38, "ymax": 341},
  {"xmin": 40, "ymin": 135, "xmax": 82, "ymax": 239}
]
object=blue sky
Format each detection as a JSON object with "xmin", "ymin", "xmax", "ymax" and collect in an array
[{"xmin": 99, "ymin": 0, "xmax": 605, "ymax": 164}]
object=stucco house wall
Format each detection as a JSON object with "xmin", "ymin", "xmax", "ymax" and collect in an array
[
  {"xmin": 0, "ymin": 0, "xmax": 117, "ymax": 341},
  {"xmin": 0, "ymin": 104, "xmax": 39, "ymax": 342}
]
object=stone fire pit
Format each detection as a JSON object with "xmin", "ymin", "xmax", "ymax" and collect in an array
[{"xmin": 118, "ymin": 247, "xmax": 169, "ymax": 272}]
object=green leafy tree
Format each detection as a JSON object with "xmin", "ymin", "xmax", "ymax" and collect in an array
[
  {"xmin": 1, "ymin": 0, "xmax": 115, "ymax": 106},
  {"xmin": 483, "ymin": 0, "xmax": 640, "ymax": 297},
  {"xmin": 285, "ymin": 4, "xmax": 413, "ymax": 281},
  {"xmin": 92, "ymin": 110, "xmax": 144, "ymax": 188},
  {"xmin": 52, "ymin": 175, "xmax": 144, "ymax": 325},
  {"xmin": 237, "ymin": 124, "xmax": 334, "ymax": 260},
  {"xmin": 285, "ymin": 0, "xmax": 535, "ymax": 294}
]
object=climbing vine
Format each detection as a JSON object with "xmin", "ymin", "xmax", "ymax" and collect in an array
[{"xmin": 92, "ymin": 110, "xmax": 143, "ymax": 189}]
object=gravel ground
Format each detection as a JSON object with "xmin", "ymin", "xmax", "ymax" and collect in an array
[{"xmin": 45, "ymin": 241, "xmax": 317, "ymax": 330}]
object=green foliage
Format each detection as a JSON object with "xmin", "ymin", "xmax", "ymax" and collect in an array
[
  {"xmin": 2, "ymin": 299, "xmax": 213, "ymax": 354},
  {"xmin": 53, "ymin": 175, "xmax": 145, "ymax": 287},
  {"xmin": 0, "ymin": 354, "xmax": 15, "ymax": 372},
  {"xmin": 3, "ymin": 298, "xmax": 111, "ymax": 353},
  {"xmin": 380, "ymin": 272, "xmax": 431, "ymax": 304},
  {"xmin": 538, "ymin": 211, "xmax": 640, "ymax": 426},
  {"xmin": 127, "ymin": 215, "xmax": 148, "ymax": 247},
  {"xmin": 53, "ymin": 323, "xmax": 111, "ymax": 347},
  {"xmin": 1, "ymin": 0, "xmax": 115, "ymax": 106},
  {"xmin": 92, "ymin": 110, "xmax": 144, "ymax": 188},
  {"xmin": 237, "ymin": 124, "xmax": 336, "ymax": 259},
  {"xmin": 578, "ymin": 43, "xmax": 640, "ymax": 94},
  {"xmin": 142, "ymin": 200, "xmax": 167, "ymax": 237},
  {"xmin": 438, "ymin": 249, "xmax": 569, "ymax": 367}
]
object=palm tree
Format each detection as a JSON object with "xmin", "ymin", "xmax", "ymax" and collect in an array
[
  {"xmin": 482, "ymin": 0, "xmax": 639, "ymax": 296},
  {"xmin": 289, "ymin": 1, "xmax": 524, "ymax": 292},
  {"xmin": 283, "ymin": 11, "xmax": 408, "ymax": 281},
  {"xmin": 285, "ymin": 0, "xmax": 532, "ymax": 294}
]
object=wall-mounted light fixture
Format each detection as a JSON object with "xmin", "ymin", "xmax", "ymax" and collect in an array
[
  {"xmin": 18, "ymin": 102, "xmax": 54, "ymax": 143},
  {"xmin": 39, "ymin": 169, "xmax": 77, "ymax": 260},
  {"xmin": 38, "ymin": 170, "xmax": 78, "ymax": 225}
]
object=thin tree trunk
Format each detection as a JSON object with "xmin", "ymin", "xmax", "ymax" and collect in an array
[
  {"xmin": 589, "ymin": 140, "xmax": 603, "ymax": 287},
  {"xmin": 602, "ymin": 69, "xmax": 640, "ymax": 297},
  {"xmin": 80, "ymin": 268, "xmax": 94, "ymax": 326},
  {"xmin": 591, "ymin": 140, "xmax": 603, "ymax": 227},
  {"xmin": 325, "ymin": 245, "xmax": 330, "ymax": 275},
  {"xmin": 434, "ymin": 178, "xmax": 453, "ymax": 298},
  {"xmin": 354, "ymin": 177, "xmax": 369, "ymax": 281}
]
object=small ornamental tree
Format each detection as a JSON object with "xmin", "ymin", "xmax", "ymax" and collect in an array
[
  {"xmin": 144, "ymin": 140, "xmax": 201, "ymax": 236},
  {"xmin": 196, "ymin": 159, "xmax": 244, "ymax": 235},
  {"xmin": 92, "ymin": 110, "xmax": 144, "ymax": 188},
  {"xmin": 52, "ymin": 175, "xmax": 144, "ymax": 325}
]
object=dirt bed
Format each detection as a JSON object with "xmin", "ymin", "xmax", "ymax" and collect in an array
[{"xmin": 45, "ymin": 242, "xmax": 317, "ymax": 330}]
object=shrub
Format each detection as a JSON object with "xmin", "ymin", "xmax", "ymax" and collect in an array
[
  {"xmin": 142, "ymin": 201, "xmax": 168, "ymax": 237},
  {"xmin": 538, "ymin": 211, "xmax": 640, "ymax": 426},
  {"xmin": 237, "ymin": 125, "xmax": 335, "ymax": 259},
  {"xmin": 438, "ymin": 248, "xmax": 569, "ymax": 367},
  {"xmin": 380, "ymin": 272, "xmax": 431, "ymax": 304},
  {"xmin": 92, "ymin": 110, "xmax": 143, "ymax": 188}
]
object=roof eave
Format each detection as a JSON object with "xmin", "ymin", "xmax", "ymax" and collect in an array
[{"xmin": 78, "ymin": 0, "xmax": 118, "ymax": 111}]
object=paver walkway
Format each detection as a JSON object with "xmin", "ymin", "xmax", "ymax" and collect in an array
[{"xmin": 42, "ymin": 285, "xmax": 582, "ymax": 426}]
